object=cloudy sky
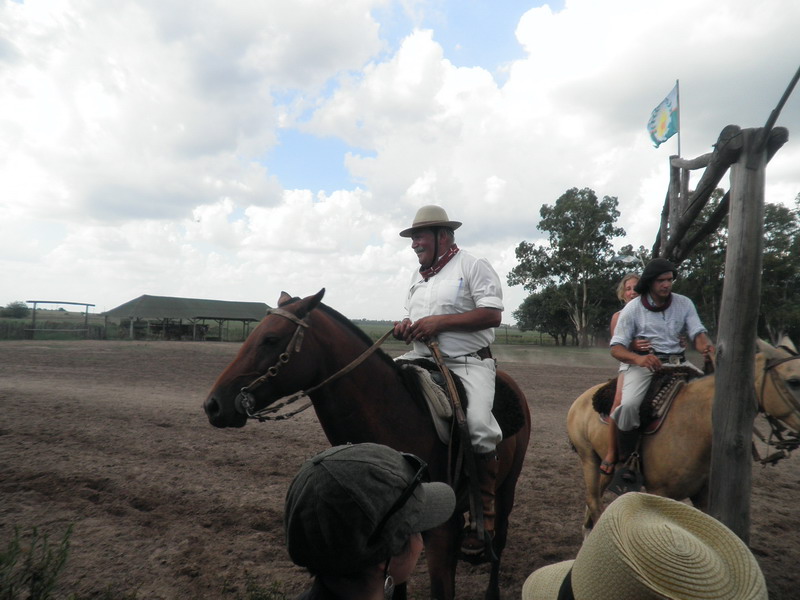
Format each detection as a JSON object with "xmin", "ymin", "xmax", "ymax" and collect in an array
[{"xmin": 2, "ymin": 0, "xmax": 799, "ymax": 323}]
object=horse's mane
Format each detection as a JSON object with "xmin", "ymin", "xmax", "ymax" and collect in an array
[{"xmin": 314, "ymin": 300, "xmax": 400, "ymax": 372}]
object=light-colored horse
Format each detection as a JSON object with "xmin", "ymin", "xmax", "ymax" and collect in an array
[{"xmin": 568, "ymin": 338, "xmax": 800, "ymax": 533}]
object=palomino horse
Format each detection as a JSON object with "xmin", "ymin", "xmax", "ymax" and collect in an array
[
  {"xmin": 568, "ymin": 338, "xmax": 800, "ymax": 534},
  {"xmin": 203, "ymin": 289, "xmax": 531, "ymax": 600}
]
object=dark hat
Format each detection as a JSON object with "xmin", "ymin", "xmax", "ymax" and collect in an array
[
  {"xmin": 284, "ymin": 443, "xmax": 455, "ymax": 575},
  {"xmin": 399, "ymin": 205, "xmax": 462, "ymax": 237},
  {"xmin": 634, "ymin": 258, "xmax": 677, "ymax": 294}
]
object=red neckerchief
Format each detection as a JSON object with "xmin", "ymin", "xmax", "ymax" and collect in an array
[
  {"xmin": 641, "ymin": 293, "xmax": 672, "ymax": 312},
  {"xmin": 419, "ymin": 245, "xmax": 459, "ymax": 281}
]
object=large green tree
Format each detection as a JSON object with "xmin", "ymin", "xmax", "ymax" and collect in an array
[{"xmin": 508, "ymin": 187, "xmax": 625, "ymax": 347}]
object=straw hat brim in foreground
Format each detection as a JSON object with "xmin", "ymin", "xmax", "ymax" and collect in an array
[{"xmin": 522, "ymin": 493, "xmax": 767, "ymax": 600}]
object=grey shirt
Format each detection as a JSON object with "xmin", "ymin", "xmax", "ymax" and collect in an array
[{"xmin": 610, "ymin": 293, "xmax": 706, "ymax": 355}]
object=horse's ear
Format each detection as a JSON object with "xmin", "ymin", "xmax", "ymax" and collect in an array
[
  {"xmin": 777, "ymin": 335, "xmax": 798, "ymax": 355},
  {"xmin": 292, "ymin": 289, "xmax": 326, "ymax": 319},
  {"xmin": 307, "ymin": 288, "xmax": 325, "ymax": 310},
  {"xmin": 756, "ymin": 338, "xmax": 781, "ymax": 359},
  {"xmin": 278, "ymin": 291, "xmax": 293, "ymax": 306}
]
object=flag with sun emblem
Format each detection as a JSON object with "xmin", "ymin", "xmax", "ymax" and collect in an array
[{"xmin": 647, "ymin": 83, "xmax": 679, "ymax": 148}]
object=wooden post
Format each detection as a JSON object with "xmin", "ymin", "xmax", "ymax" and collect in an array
[
  {"xmin": 29, "ymin": 302, "xmax": 38, "ymax": 340},
  {"xmin": 707, "ymin": 128, "xmax": 766, "ymax": 542}
]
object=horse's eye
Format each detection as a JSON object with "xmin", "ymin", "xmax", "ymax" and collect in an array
[
  {"xmin": 261, "ymin": 336, "xmax": 280, "ymax": 346},
  {"xmin": 787, "ymin": 378, "xmax": 800, "ymax": 391}
]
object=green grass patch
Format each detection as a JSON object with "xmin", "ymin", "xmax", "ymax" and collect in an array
[{"xmin": 1, "ymin": 525, "xmax": 72, "ymax": 600}]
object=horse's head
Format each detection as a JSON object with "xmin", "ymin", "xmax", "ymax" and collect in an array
[
  {"xmin": 756, "ymin": 336, "xmax": 800, "ymax": 432},
  {"xmin": 203, "ymin": 289, "xmax": 326, "ymax": 427}
]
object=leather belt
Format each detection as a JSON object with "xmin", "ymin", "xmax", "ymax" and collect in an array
[{"xmin": 655, "ymin": 353, "xmax": 685, "ymax": 365}]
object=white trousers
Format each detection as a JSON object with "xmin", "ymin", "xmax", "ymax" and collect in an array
[
  {"xmin": 398, "ymin": 352, "xmax": 502, "ymax": 453},
  {"xmin": 611, "ymin": 364, "xmax": 652, "ymax": 432}
]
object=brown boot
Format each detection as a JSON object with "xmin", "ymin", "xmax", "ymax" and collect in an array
[{"xmin": 461, "ymin": 450, "xmax": 498, "ymax": 556}]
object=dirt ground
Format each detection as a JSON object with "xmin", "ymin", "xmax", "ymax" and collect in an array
[{"xmin": 1, "ymin": 340, "xmax": 798, "ymax": 599}]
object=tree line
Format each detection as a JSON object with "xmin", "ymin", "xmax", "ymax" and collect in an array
[{"xmin": 508, "ymin": 187, "xmax": 800, "ymax": 347}]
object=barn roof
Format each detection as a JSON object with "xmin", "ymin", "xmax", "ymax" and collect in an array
[{"xmin": 103, "ymin": 295, "xmax": 269, "ymax": 321}]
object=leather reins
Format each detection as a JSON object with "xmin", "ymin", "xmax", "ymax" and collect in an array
[{"xmin": 235, "ymin": 307, "xmax": 394, "ymax": 421}]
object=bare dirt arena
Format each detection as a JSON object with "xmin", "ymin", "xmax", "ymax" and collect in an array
[{"xmin": 1, "ymin": 340, "xmax": 798, "ymax": 599}]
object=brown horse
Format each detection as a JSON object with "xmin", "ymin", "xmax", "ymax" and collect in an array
[
  {"xmin": 568, "ymin": 338, "xmax": 800, "ymax": 535},
  {"xmin": 203, "ymin": 289, "xmax": 531, "ymax": 600}
]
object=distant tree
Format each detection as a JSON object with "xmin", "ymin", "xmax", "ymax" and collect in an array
[
  {"xmin": 512, "ymin": 284, "xmax": 573, "ymax": 345},
  {"xmin": 760, "ymin": 198, "xmax": 800, "ymax": 341},
  {"xmin": 508, "ymin": 187, "xmax": 625, "ymax": 347},
  {"xmin": 677, "ymin": 191, "xmax": 800, "ymax": 342},
  {"xmin": 1, "ymin": 301, "xmax": 29, "ymax": 319}
]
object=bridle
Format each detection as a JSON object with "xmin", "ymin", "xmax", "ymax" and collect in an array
[
  {"xmin": 754, "ymin": 353, "xmax": 800, "ymax": 465},
  {"xmin": 235, "ymin": 307, "xmax": 311, "ymax": 420},
  {"xmin": 234, "ymin": 306, "xmax": 393, "ymax": 421}
]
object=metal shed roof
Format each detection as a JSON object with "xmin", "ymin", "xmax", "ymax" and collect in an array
[{"xmin": 103, "ymin": 295, "xmax": 269, "ymax": 321}]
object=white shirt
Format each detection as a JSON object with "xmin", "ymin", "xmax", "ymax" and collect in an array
[
  {"xmin": 610, "ymin": 292, "xmax": 707, "ymax": 355},
  {"xmin": 404, "ymin": 250, "xmax": 503, "ymax": 357}
]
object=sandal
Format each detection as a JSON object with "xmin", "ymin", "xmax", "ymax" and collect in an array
[{"xmin": 599, "ymin": 460, "xmax": 615, "ymax": 475}]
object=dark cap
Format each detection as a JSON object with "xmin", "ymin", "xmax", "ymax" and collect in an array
[
  {"xmin": 634, "ymin": 258, "xmax": 677, "ymax": 294},
  {"xmin": 284, "ymin": 443, "xmax": 456, "ymax": 574}
]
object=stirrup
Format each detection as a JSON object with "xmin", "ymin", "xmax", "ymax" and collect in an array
[
  {"xmin": 607, "ymin": 452, "xmax": 643, "ymax": 496},
  {"xmin": 460, "ymin": 527, "xmax": 498, "ymax": 563}
]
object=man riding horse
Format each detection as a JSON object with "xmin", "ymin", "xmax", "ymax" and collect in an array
[
  {"xmin": 609, "ymin": 258, "xmax": 715, "ymax": 477},
  {"xmin": 392, "ymin": 205, "xmax": 504, "ymax": 555}
]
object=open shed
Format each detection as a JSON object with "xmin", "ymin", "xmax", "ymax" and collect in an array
[{"xmin": 103, "ymin": 295, "xmax": 270, "ymax": 341}]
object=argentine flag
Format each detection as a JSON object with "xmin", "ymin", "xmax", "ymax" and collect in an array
[{"xmin": 647, "ymin": 84, "xmax": 679, "ymax": 148}]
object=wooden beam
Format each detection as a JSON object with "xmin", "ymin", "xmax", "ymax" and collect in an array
[
  {"xmin": 661, "ymin": 125, "xmax": 744, "ymax": 261},
  {"xmin": 707, "ymin": 128, "xmax": 766, "ymax": 542},
  {"xmin": 670, "ymin": 153, "xmax": 712, "ymax": 170},
  {"xmin": 669, "ymin": 127, "xmax": 788, "ymax": 263},
  {"xmin": 655, "ymin": 190, "xmax": 669, "ymax": 257}
]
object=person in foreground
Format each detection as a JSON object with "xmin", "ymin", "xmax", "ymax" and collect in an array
[
  {"xmin": 600, "ymin": 271, "xmax": 641, "ymax": 475},
  {"xmin": 284, "ymin": 442, "xmax": 456, "ymax": 600},
  {"xmin": 393, "ymin": 204, "xmax": 504, "ymax": 554},
  {"xmin": 609, "ymin": 258, "xmax": 714, "ymax": 466},
  {"xmin": 521, "ymin": 492, "xmax": 768, "ymax": 600}
]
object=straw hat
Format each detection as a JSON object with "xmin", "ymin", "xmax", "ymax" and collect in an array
[
  {"xmin": 522, "ymin": 493, "xmax": 767, "ymax": 600},
  {"xmin": 399, "ymin": 205, "xmax": 462, "ymax": 237}
]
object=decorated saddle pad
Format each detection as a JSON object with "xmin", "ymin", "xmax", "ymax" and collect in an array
[{"xmin": 592, "ymin": 365, "xmax": 704, "ymax": 434}]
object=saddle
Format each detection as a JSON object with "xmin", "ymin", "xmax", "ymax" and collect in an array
[
  {"xmin": 396, "ymin": 358, "xmax": 526, "ymax": 444},
  {"xmin": 592, "ymin": 365, "xmax": 705, "ymax": 434}
]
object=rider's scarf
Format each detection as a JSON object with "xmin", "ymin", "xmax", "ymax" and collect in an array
[
  {"xmin": 419, "ymin": 245, "xmax": 460, "ymax": 281},
  {"xmin": 641, "ymin": 292, "xmax": 672, "ymax": 313}
]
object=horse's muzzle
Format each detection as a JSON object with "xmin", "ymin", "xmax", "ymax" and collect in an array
[{"xmin": 203, "ymin": 393, "xmax": 247, "ymax": 428}]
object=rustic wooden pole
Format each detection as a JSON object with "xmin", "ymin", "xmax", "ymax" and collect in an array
[{"xmin": 707, "ymin": 127, "xmax": 766, "ymax": 542}]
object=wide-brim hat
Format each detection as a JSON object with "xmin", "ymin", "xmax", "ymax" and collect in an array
[
  {"xmin": 284, "ymin": 443, "xmax": 455, "ymax": 575},
  {"xmin": 399, "ymin": 205, "xmax": 462, "ymax": 237},
  {"xmin": 521, "ymin": 493, "xmax": 767, "ymax": 600},
  {"xmin": 634, "ymin": 258, "xmax": 677, "ymax": 294}
]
